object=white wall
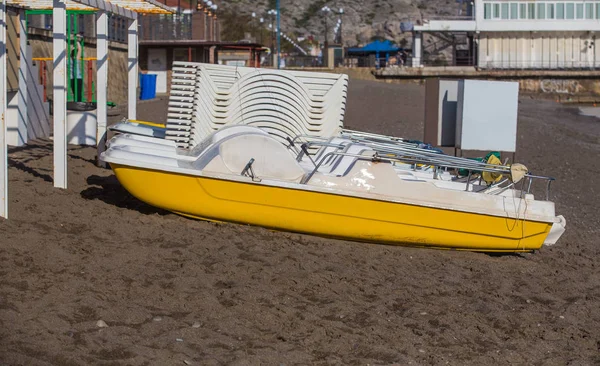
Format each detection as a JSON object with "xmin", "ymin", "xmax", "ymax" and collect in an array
[{"xmin": 478, "ymin": 31, "xmax": 598, "ymax": 68}]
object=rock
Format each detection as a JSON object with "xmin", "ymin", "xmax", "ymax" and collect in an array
[
  {"xmin": 96, "ymin": 320, "xmax": 108, "ymax": 328},
  {"xmin": 153, "ymin": 316, "xmax": 163, "ymax": 322},
  {"xmin": 192, "ymin": 321, "xmax": 202, "ymax": 328},
  {"xmin": 176, "ymin": 338, "xmax": 184, "ymax": 342}
]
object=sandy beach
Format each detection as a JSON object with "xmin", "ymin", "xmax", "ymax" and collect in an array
[{"xmin": 0, "ymin": 79, "xmax": 598, "ymax": 365}]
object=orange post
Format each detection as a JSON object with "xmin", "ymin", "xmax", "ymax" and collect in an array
[
  {"xmin": 41, "ymin": 62, "xmax": 47, "ymax": 103},
  {"xmin": 87, "ymin": 60, "xmax": 93, "ymax": 102}
]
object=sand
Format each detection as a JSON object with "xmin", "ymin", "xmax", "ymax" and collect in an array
[{"xmin": 0, "ymin": 79, "xmax": 599, "ymax": 365}]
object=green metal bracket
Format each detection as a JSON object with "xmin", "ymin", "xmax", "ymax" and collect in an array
[{"xmin": 26, "ymin": 9, "xmax": 98, "ymax": 103}]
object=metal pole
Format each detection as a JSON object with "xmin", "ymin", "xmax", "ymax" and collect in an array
[
  {"xmin": 53, "ymin": 0, "xmax": 68, "ymax": 188},
  {"xmin": 276, "ymin": 0, "xmax": 280, "ymax": 69},
  {"xmin": 177, "ymin": 0, "xmax": 181, "ymax": 38},
  {"xmin": 213, "ymin": 14, "xmax": 217, "ymax": 41},
  {"xmin": 259, "ymin": 18, "xmax": 265, "ymax": 46},
  {"xmin": 86, "ymin": 60, "xmax": 92, "ymax": 102},
  {"xmin": 0, "ymin": 0, "xmax": 8, "ymax": 217},
  {"xmin": 324, "ymin": 19, "xmax": 328, "ymax": 66},
  {"xmin": 74, "ymin": 15, "xmax": 79, "ymax": 102},
  {"xmin": 204, "ymin": 10, "xmax": 207, "ymax": 40},
  {"xmin": 271, "ymin": 19, "xmax": 274, "ymax": 66},
  {"xmin": 96, "ymin": 11, "xmax": 108, "ymax": 167},
  {"xmin": 127, "ymin": 17, "xmax": 138, "ymax": 120},
  {"xmin": 340, "ymin": 12, "xmax": 344, "ymax": 45}
]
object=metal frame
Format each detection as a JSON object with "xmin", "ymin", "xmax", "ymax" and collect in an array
[
  {"xmin": 0, "ymin": 0, "xmax": 173, "ymax": 218},
  {"xmin": 288, "ymin": 133, "xmax": 556, "ymax": 198},
  {"xmin": 299, "ymin": 147, "xmax": 555, "ymax": 200}
]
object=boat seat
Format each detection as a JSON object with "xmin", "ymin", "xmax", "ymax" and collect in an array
[
  {"xmin": 108, "ymin": 136, "xmax": 178, "ymax": 152},
  {"xmin": 103, "ymin": 145, "xmax": 179, "ymax": 167},
  {"xmin": 108, "ymin": 121, "xmax": 167, "ymax": 138},
  {"xmin": 195, "ymin": 133, "xmax": 306, "ymax": 183},
  {"xmin": 302, "ymin": 142, "xmax": 372, "ymax": 176},
  {"xmin": 188, "ymin": 124, "xmax": 269, "ymax": 156},
  {"xmin": 308, "ymin": 160, "xmax": 406, "ymax": 195},
  {"xmin": 109, "ymin": 133, "xmax": 178, "ymax": 147}
]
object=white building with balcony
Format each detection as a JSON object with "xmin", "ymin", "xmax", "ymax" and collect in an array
[{"xmin": 412, "ymin": 0, "xmax": 600, "ymax": 69}]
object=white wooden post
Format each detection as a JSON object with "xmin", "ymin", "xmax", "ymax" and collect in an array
[
  {"xmin": 127, "ymin": 17, "xmax": 138, "ymax": 120},
  {"xmin": 53, "ymin": 0, "xmax": 68, "ymax": 188},
  {"xmin": 16, "ymin": 9, "xmax": 27, "ymax": 146},
  {"xmin": 0, "ymin": 0, "xmax": 8, "ymax": 218},
  {"xmin": 96, "ymin": 11, "xmax": 108, "ymax": 167}
]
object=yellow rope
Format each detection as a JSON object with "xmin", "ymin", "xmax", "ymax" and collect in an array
[{"xmin": 128, "ymin": 119, "xmax": 166, "ymax": 128}]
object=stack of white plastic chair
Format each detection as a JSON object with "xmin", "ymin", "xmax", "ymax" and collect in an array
[
  {"xmin": 164, "ymin": 62, "xmax": 201, "ymax": 148},
  {"xmin": 176, "ymin": 63, "xmax": 348, "ymax": 149},
  {"xmin": 111, "ymin": 62, "xmax": 349, "ymax": 151}
]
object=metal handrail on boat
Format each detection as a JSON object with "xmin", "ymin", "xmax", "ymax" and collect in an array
[
  {"xmin": 296, "ymin": 138, "xmax": 509, "ymax": 175},
  {"xmin": 288, "ymin": 133, "xmax": 557, "ymax": 199},
  {"xmin": 341, "ymin": 129, "xmax": 406, "ymax": 143},
  {"xmin": 524, "ymin": 174, "xmax": 555, "ymax": 201},
  {"xmin": 294, "ymin": 140, "xmax": 347, "ymax": 164},
  {"xmin": 300, "ymin": 150, "xmax": 556, "ymax": 200}
]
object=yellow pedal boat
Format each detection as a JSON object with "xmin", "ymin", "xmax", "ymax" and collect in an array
[{"xmin": 101, "ymin": 126, "xmax": 565, "ymax": 252}]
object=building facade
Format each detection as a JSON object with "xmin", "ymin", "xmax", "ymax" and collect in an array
[{"xmin": 413, "ymin": 0, "xmax": 600, "ymax": 69}]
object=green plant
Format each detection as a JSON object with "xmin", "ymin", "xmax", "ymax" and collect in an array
[{"xmin": 365, "ymin": 12, "xmax": 375, "ymax": 23}]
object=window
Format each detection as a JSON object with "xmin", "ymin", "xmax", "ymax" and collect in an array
[
  {"xmin": 576, "ymin": 3, "xmax": 584, "ymax": 19},
  {"xmin": 510, "ymin": 3, "xmax": 519, "ymax": 19},
  {"xmin": 556, "ymin": 3, "xmax": 565, "ymax": 19},
  {"xmin": 566, "ymin": 3, "xmax": 575, "ymax": 19},
  {"xmin": 528, "ymin": 3, "xmax": 536, "ymax": 19},
  {"xmin": 597, "ymin": 3, "xmax": 600, "ymax": 19},
  {"xmin": 520, "ymin": 3, "xmax": 527, "ymax": 19},
  {"xmin": 537, "ymin": 3, "xmax": 546, "ymax": 19},
  {"xmin": 585, "ymin": 3, "xmax": 594, "ymax": 19},
  {"xmin": 547, "ymin": 3, "xmax": 555, "ymax": 19},
  {"xmin": 501, "ymin": 3, "xmax": 509, "ymax": 19},
  {"xmin": 484, "ymin": 3, "xmax": 492, "ymax": 19},
  {"xmin": 493, "ymin": 3, "xmax": 500, "ymax": 18}
]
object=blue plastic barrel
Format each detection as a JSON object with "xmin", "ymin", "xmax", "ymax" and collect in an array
[{"xmin": 139, "ymin": 73, "xmax": 157, "ymax": 100}]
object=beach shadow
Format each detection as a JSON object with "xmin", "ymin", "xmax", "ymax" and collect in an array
[
  {"xmin": 485, "ymin": 252, "xmax": 528, "ymax": 259},
  {"xmin": 67, "ymin": 152, "xmax": 97, "ymax": 165},
  {"xmin": 7, "ymin": 157, "xmax": 53, "ymax": 182},
  {"xmin": 80, "ymin": 174, "xmax": 170, "ymax": 216},
  {"xmin": 7, "ymin": 143, "xmax": 54, "ymax": 182},
  {"xmin": 7, "ymin": 140, "xmax": 53, "ymax": 155}
]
